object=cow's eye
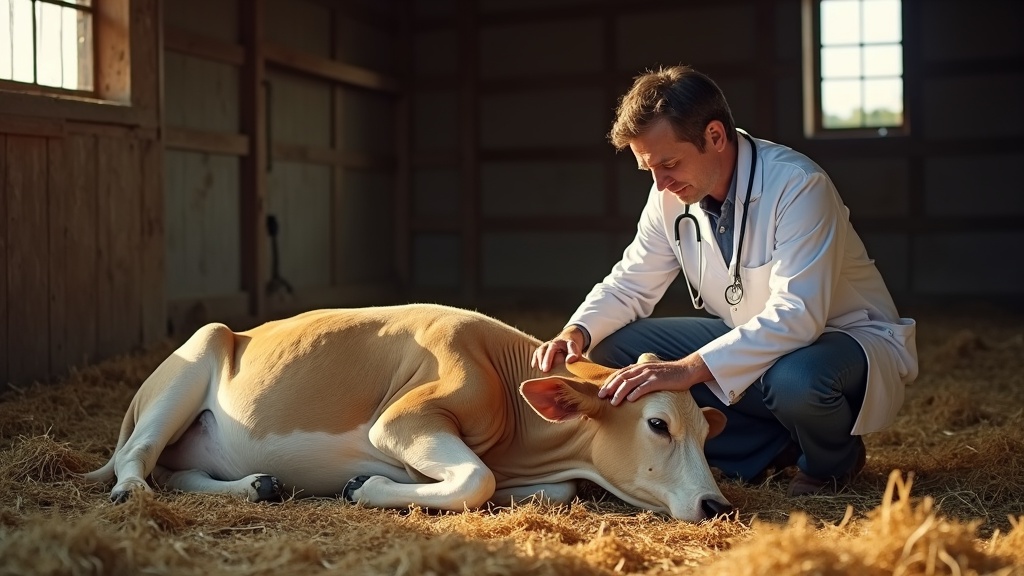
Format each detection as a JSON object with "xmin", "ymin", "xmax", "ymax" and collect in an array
[{"xmin": 647, "ymin": 418, "xmax": 670, "ymax": 436}]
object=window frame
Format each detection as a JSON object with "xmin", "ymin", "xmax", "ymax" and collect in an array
[
  {"xmin": 0, "ymin": 0, "xmax": 131, "ymax": 105},
  {"xmin": 802, "ymin": 0, "xmax": 909, "ymax": 139}
]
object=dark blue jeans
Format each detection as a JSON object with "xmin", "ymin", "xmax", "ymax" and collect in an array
[{"xmin": 588, "ymin": 317, "xmax": 867, "ymax": 481}]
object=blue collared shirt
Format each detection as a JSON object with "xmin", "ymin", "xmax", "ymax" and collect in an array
[{"xmin": 699, "ymin": 170, "xmax": 738, "ymax": 266}]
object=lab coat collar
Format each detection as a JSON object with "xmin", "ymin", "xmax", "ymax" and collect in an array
[{"xmin": 735, "ymin": 128, "xmax": 764, "ymax": 203}]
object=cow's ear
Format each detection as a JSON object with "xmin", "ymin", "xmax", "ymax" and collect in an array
[
  {"xmin": 520, "ymin": 377, "xmax": 599, "ymax": 422},
  {"xmin": 702, "ymin": 407, "xmax": 727, "ymax": 439}
]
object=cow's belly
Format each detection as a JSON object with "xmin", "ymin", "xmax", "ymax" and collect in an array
[{"xmin": 158, "ymin": 411, "xmax": 415, "ymax": 496}]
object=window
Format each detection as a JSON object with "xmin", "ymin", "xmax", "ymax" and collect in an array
[
  {"xmin": 0, "ymin": 0, "xmax": 94, "ymax": 93},
  {"xmin": 803, "ymin": 0, "xmax": 905, "ymax": 137}
]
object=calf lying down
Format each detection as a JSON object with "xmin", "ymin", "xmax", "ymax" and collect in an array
[{"xmin": 85, "ymin": 304, "xmax": 731, "ymax": 521}]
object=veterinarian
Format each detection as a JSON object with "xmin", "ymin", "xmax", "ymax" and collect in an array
[{"xmin": 532, "ymin": 65, "xmax": 919, "ymax": 497}]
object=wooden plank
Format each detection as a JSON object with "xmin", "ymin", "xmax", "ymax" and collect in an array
[
  {"xmin": 241, "ymin": 0, "xmax": 269, "ymax": 319},
  {"xmin": 458, "ymin": 0, "xmax": 480, "ymax": 302},
  {"xmin": 130, "ymin": 0, "xmax": 161, "ymax": 125},
  {"xmin": 64, "ymin": 135, "xmax": 98, "ymax": 369},
  {"xmin": 394, "ymin": 2, "xmax": 414, "ymax": 287},
  {"xmin": 165, "ymin": 127, "xmax": 250, "ymax": 156},
  {"xmin": 165, "ymin": 26, "xmax": 247, "ymax": 66},
  {"xmin": 0, "ymin": 114, "xmax": 65, "ymax": 138},
  {"xmin": 96, "ymin": 136, "xmax": 142, "ymax": 358},
  {"xmin": 47, "ymin": 138, "xmax": 69, "ymax": 377},
  {"xmin": 139, "ymin": 137, "xmax": 165, "ymax": 346},
  {"xmin": 96, "ymin": 0, "xmax": 131, "ymax": 104},
  {"xmin": 0, "ymin": 92, "xmax": 149, "ymax": 128},
  {"xmin": 0, "ymin": 136, "xmax": 6, "ymax": 385},
  {"xmin": 5, "ymin": 136, "xmax": 50, "ymax": 385},
  {"xmin": 264, "ymin": 43, "xmax": 401, "ymax": 93}
]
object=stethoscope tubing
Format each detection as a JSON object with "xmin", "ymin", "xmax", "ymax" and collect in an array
[{"xmin": 673, "ymin": 132, "xmax": 758, "ymax": 309}]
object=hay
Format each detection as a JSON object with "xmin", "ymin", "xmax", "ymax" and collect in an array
[{"xmin": 1, "ymin": 308, "xmax": 1023, "ymax": 575}]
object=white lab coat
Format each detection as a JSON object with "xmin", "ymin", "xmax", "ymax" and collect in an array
[{"xmin": 568, "ymin": 130, "xmax": 919, "ymax": 435}]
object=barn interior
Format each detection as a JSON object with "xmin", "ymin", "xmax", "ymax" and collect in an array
[
  {"xmin": 1, "ymin": 1, "xmax": 1023, "ymax": 574},
  {"xmin": 2, "ymin": 0, "xmax": 1021, "ymax": 387}
]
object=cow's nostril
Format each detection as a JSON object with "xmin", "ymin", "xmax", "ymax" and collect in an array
[{"xmin": 701, "ymin": 499, "xmax": 734, "ymax": 519}]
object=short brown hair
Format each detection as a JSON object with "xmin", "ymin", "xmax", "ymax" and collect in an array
[{"xmin": 608, "ymin": 65, "xmax": 737, "ymax": 152}]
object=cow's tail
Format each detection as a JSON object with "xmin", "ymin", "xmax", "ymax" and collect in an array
[
  {"xmin": 81, "ymin": 322, "xmax": 233, "ymax": 487},
  {"xmin": 82, "ymin": 395, "xmax": 140, "ymax": 484}
]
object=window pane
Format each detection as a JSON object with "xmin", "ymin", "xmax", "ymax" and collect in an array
[
  {"xmin": 36, "ymin": 1, "xmax": 64, "ymax": 87},
  {"xmin": 821, "ymin": 0, "xmax": 861, "ymax": 45},
  {"xmin": 863, "ymin": 44, "xmax": 902, "ymax": 76},
  {"xmin": 6, "ymin": 0, "xmax": 35, "ymax": 82},
  {"xmin": 863, "ymin": 0, "xmax": 901, "ymax": 43},
  {"xmin": 822, "ymin": 78, "xmax": 864, "ymax": 128},
  {"xmin": 863, "ymin": 78, "xmax": 903, "ymax": 126},
  {"xmin": 822, "ymin": 46, "xmax": 861, "ymax": 79}
]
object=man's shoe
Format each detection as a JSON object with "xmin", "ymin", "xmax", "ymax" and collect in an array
[{"xmin": 787, "ymin": 441, "xmax": 866, "ymax": 497}]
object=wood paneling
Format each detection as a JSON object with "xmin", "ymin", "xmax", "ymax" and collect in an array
[
  {"xmin": 140, "ymin": 138, "xmax": 165, "ymax": 345},
  {"xmin": 96, "ymin": 137, "xmax": 142, "ymax": 358},
  {"xmin": 64, "ymin": 135, "xmax": 99, "ymax": 370},
  {"xmin": 6, "ymin": 137, "xmax": 50, "ymax": 385},
  {"xmin": 47, "ymin": 139, "xmax": 68, "ymax": 376},
  {"xmin": 0, "ymin": 136, "xmax": 6, "ymax": 385}
]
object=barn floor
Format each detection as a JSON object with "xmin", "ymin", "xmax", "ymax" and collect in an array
[{"xmin": 1, "ymin": 304, "xmax": 1023, "ymax": 575}]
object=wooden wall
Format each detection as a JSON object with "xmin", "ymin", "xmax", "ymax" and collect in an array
[
  {"xmin": 406, "ymin": 0, "xmax": 1024, "ymax": 308},
  {"xmin": 0, "ymin": 1, "xmax": 163, "ymax": 387},
  {"xmin": 162, "ymin": 0, "xmax": 406, "ymax": 334}
]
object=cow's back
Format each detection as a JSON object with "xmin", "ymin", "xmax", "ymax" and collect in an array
[{"xmin": 219, "ymin": 304, "xmax": 536, "ymax": 440}]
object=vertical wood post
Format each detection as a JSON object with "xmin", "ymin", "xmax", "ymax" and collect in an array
[{"xmin": 241, "ymin": 0, "xmax": 269, "ymax": 319}]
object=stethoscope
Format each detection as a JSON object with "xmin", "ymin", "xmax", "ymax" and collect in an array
[{"xmin": 673, "ymin": 132, "xmax": 757, "ymax": 309}]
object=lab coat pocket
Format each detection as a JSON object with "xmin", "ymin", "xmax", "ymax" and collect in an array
[{"xmin": 732, "ymin": 259, "xmax": 775, "ymax": 325}]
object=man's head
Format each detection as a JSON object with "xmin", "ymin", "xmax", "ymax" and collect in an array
[
  {"xmin": 612, "ymin": 66, "xmax": 739, "ymax": 205},
  {"xmin": 609, "ymin": 65, "xmax": 737, "ymax": 153}
]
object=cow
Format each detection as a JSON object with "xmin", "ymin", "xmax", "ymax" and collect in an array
[{"xmin": 84, "ymin": 304, "xmax": 732, "ymax": 522}]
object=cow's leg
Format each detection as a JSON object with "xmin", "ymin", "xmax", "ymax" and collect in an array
[
  {"xmin": 107, "ymin": 324, "xmax": 232, "ymax": 502},
  {"xmin": 346, "ymin": 431, "xmax": 495, "ymax": 511},
  {"xmin": 490, "ymin": 481, "xmax": 578, "ymax": 507},
  {"xmin": 151, "ymin": 466, "xmax": 281, "ymax": 502}
]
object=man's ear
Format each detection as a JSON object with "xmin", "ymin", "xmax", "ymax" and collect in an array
[
  {"xmin": 520, "ymin": 377, "xmax": 601, "ymax": 423},
  {"xmin": 705, "ymin": 120, "xmax": 727, "ymax": 152},
  {"xmin": 702, "ymin": 407, "xmax": 727, "ymax": 439}
]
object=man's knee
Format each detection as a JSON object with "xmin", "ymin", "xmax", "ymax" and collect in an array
[{"xmin": 588, "ymin": 334, "xmax": 633, "ymax": 368}]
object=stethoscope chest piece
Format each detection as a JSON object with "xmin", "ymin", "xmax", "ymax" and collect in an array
[{"xmin": 724, "ymin": 282, "xmax": 743, "ymax": 306}]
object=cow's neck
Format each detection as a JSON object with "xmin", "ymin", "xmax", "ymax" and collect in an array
[{"xmin": 487, "ymin": 338, "xmax": 612, "ymax": 483}]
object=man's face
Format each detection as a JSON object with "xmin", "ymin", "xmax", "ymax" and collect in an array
[{"xmin": 629, "ymin": 119, "xmax": 723, "ymax": 205}]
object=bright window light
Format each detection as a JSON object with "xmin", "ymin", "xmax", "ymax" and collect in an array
[
  {"xmin": 818, "ymin": 0, "xmax": 903, "ymax": 131},
  {"xmin": 0, "ymin": 0, "xmax": 94, "ymax": 92}
]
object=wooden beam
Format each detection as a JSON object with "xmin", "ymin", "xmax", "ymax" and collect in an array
[
  {"xmin": 0, "ymin": 114, "xmax": 65, "ymax": 138},
  {"xmin": 164, "ymin": 26, "xmax": 246, "ymax": 66},
  {"xmin": 165, "ymin": 127, "xmax": 250, "ymax": 156},
  {"xmin": 0, "ymin": 136, "xmax": 6, "ymax": 385},
  {"xmin": 394, "ymin": 0, "xmax": 414, "ymax": 290},
  {"xmin": 0, "ymin": 91, "xmax": 149, "ymax": 127},
  {"xmin": 457, "ymin": 0, "xmax": 480, "ymax": 302},
  {"xmin": 264, "ymin": 43, "xmax": 401, "ymax": 93},
  {"xmin": 240, "ymin": 0, "xmax": 269, "ymax": 320},
  {"xmin": 271, "ymin": 142, "xmax": 396, "ymax": 169}
]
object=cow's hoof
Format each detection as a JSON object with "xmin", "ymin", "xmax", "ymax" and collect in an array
[
  {"xmin": 110, "ymin": 479, "xmax": 148, "ymax": 504},
  {"xmin": 249, "ymin": 474, "xmax": 281, "ymax": 502},
  {"xmin": 343, "ymin": 475, "xmax": 371, "ymax": 503}
]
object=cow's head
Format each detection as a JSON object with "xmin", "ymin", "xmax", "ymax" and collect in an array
[{"xmin": 519, "ymin": 357, "xmax": 730, "ymax": 522}]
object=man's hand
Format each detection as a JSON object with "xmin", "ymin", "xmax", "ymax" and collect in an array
[
  {"xmin": 532, "ymin": 326, "xmax": 587, "ymax": 373},
  {"xmin": 599, "ymin": 354, "xmax": 712, "ymax": 406}
]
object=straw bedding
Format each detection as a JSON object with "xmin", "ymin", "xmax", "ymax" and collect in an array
[{"xmin": 1, "ymin": 305, "xmax": 1022, "ymax": 575}]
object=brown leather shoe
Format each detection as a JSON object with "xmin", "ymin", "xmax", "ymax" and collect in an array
[{"xmin": 787, "ymin": 441, "xmax": 866, "ymax": 497}]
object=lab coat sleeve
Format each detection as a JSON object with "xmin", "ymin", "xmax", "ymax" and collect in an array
[
  {"xmin": 698, "ymin": 169, "xmax": 847, "ymax": 404},
  {"xmin": 567, "ymin": 186, "xmax": 682, "ymax": 348}
]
